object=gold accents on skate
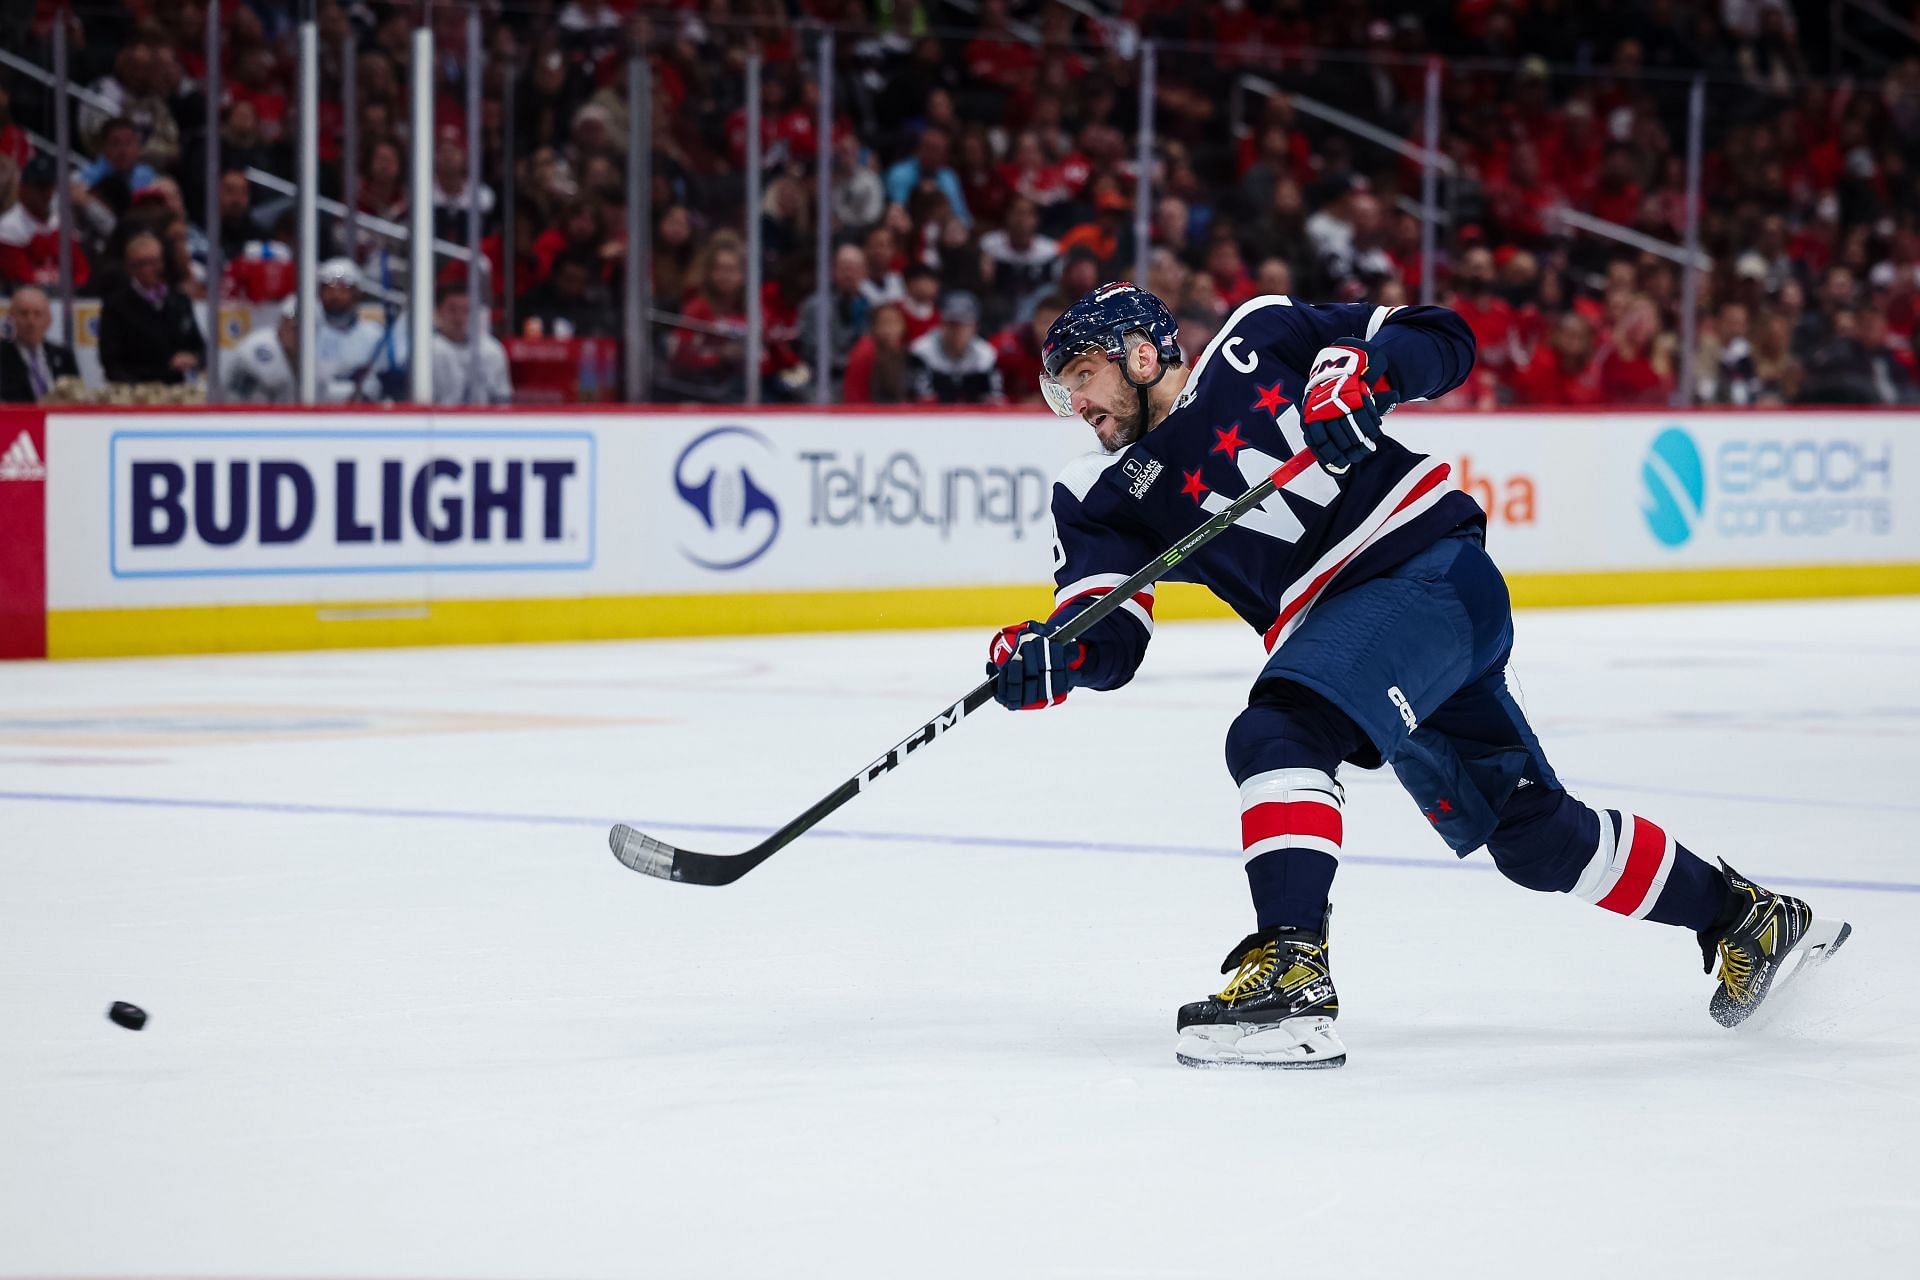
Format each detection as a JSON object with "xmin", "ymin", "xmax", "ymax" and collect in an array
[
  {"xmin": 1216, "ymin": 941, "xmax": 1280, "ymax": 1004},
  {"xmin": 1215, "ymin": 942, "xmax": 1329, "ymax": 1005},
  {"xmin": 1716, "ymin": 939, "xmax": 1757, "ymax": 1006}
]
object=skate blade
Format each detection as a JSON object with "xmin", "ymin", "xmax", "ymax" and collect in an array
[
  {"xmin": 1715, "ymin": 917, "xmax": 1853, "ymax": 1029},
  {"xmin": 1773, "ymin": 917, "xmax": 1852, "ymax": 995},
  {"xmin": 1175, "ymin": 1017, "xmax": 1347, "ymax": 1070}
]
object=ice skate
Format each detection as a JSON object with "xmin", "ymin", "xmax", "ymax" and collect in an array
[
  {"xmin": 1176, "ymin": 919, "xmax": 1346, "ymax": 1069},
  {"xmin": 1699, "ymin": 861, "xmax": 1852, "ymax": 1028}
]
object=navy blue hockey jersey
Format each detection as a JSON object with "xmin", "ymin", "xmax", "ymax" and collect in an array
[{"xmin": 1048, "ymin": 297, "xmax": 1481, "ymax": 689}]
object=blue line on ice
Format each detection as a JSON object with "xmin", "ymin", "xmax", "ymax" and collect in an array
[{"xmin": 2, "ymin": 788, "xmax": 1915, "ymax": 896}]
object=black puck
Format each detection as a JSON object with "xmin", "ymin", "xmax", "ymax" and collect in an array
[{"xmin": 108, "ymin": 1001, "xmax": 147, "ymax": 1031}]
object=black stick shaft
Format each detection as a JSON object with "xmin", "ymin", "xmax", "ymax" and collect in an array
[{"xmin": 614, "ymin": 450, "xmax": 1322, "ymax": 885}]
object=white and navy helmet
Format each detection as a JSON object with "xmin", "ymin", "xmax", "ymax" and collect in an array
[
  {"xmin": 317, "ymin": 257, "xmax": 363, "ymax": 291},
  {"xmin": 1039, "ymin": 281, "xmax": 1183, "ymax": 417}
]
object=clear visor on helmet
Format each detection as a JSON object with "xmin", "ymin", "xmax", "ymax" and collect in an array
[
  {"xmin": 1038, "ymin": 343, "xmax": 1111, "ymax": 419},
  {"xmin": 1038, "ymin": 373, "xmax": 1078, "ymax": 418}
]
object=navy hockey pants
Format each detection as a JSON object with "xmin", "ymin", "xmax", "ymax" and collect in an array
[{"xmin": 1225, "ymin": 528, "xmax": 1727, "ymax": 932}]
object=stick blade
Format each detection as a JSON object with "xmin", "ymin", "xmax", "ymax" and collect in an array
[{"xmin": 609, "ymin": 823, "xmax": 681, "ymax": 881}]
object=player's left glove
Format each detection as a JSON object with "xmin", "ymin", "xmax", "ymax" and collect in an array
[
  {"xmin": 1300, "ymin": 338, "xmax": 1400, "ymax": 473},
  {"xmin": 986, "ymin": 619, "xmax": 1086, "ymax": 710}
]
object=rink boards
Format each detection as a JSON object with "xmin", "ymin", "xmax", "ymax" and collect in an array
[{"xmin": 4, "ymin": 405, "xmax": 1920, "ymax": 658}]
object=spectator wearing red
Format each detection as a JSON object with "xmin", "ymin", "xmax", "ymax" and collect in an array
[
  {"xmin": 0, "ymin": 84, "xmax": 32, "ymax": 170},
  {"xmin": 726, "ymin": 74, "xmax": 806, "ymax": 169},
  {"xmin": 1512, "ymin": 313, "xmax": 1609, "ymax": 406},
  {"xmin": 0, "ymin": 154, "xmax": 90, "ymax": 290},
  {"xmin": 228, "ymin": 48, "xmax": 288, "ymax": 145},
  {"xmin": 531, "ymin": 198, "xmax": 609, "ymax": 284},
  {"xmin": 955, "ymin": 128, "xmax": 1009, "ymax": 231},
  {"xmin": 899, "ymin": 263, "xmax": 942, "ymax": 343},
  {"xmin": 668, "ymin": 231, "xmax": 794, "ymax": 397},
  {"xmin": 997, "ymin": 130, "xmax": 1074, "ymax": 213},
  {"xmin": 354, "ymin": 138, "xmax": 409, "ymax": 234},
  {"xmin": 1598, "ymin": 299, "xmax": 1673, "ymax": 404},
  {"xmin": 965, "ymin": 0, "xmax": 1039, "ymax": 88},
  {"xmin": 1239, "ymin": 124, "xmax": 1311, "ymax": 214},
  {"xmin": 1447, "ymin": 246, "xmax": 1521, "ymax": 374},
  {"xmin": 1589, "ymin": 144, "xmax": 1644, "ymax": 227},
  {"xmin": 843, "ymin": 303, "xmax": 911, "ymax": 405},
  {"xmin": 1541, "ymin": 97, "xmax": 1605, "ymax": 204},
  {"xmin": 990, "ymin": 294, "xmax": 1067, "ymax": 407},
  {"xmin": 1234, "ymin": 101, "xmax": 1313, "ymax": 184},
  {"xmin": 1203, "ymin": 236, "xmax": 1258, "ymax": 311},
  {"xmin": 1484, "ymin": 141, "xmax": 1560, "ymax": 246}
]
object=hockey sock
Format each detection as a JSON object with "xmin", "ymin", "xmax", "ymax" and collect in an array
[
  {"xmin": 1239, "ymin": 767, "xmax": 1343, "ymax": 930},
  {"xmin": 1571, "ymin": 810, "xmax": 1725, "ymax": 932},
  {"xmin": 1226, "ymin": 687, "xmax": 1366, "ymax": 931},
  {"xmin": 1488, "ymin": 790, "xmax": 1726, "ymax": 932}
]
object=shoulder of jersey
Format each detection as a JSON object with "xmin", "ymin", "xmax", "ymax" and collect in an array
[
  {"xmin": 1053, "ymin": 449, "xmax": 1130, "ymax": 502},
  {"xmin": 1173, "ymin": 293, "xmax": 1300, "ymax": 410}
]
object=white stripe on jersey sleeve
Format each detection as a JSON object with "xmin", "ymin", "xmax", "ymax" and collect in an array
[
  {"xmin": 1365, "ymin": 305, "xmax": 1403, "ymax": 339},
  {"xmin": 1053, "ymin": 573, "xmax": 1155, "ymax": 633},
  {"xmin": 1054, "ymin": 450, "xmax": 1130, "ymax": 502}
]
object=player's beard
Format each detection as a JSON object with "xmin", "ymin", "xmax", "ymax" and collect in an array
[{"xmin": 1098, "ymin": 394, "xmax": 1147, "ymax": 453}]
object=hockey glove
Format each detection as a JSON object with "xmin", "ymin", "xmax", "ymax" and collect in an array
[
  {"xmin": 986, "ymin": 619, "xmax": 1086, "ymax": 710},
  {"xmin": 1300, "ymin": 338, "xmax": 1400, "ymax": 474}
]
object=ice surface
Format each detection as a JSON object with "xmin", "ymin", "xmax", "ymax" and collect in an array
[{"xmin": 2, "ymin": 600, "xmax": 1917, "ymax": 1278}]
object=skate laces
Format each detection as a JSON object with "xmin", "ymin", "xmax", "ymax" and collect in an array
[
  {"xmin": 1216, "ymin": 941, "xmax": 1280, "ymax": 1004},
  {"xmin": 1716, "ymin": 938, "xmax": 1757, "ymax": 1004}
]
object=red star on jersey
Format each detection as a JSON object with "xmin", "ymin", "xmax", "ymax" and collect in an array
[
  {"xmin": 1180, "ymin": 468, "xmax": 1210, "ymax": 503},
  {"xmin": 1252, "ymin": 382, "xmax": 1290, "ymax": 417},
  {"xmin": 1211, "ymin": 423, "xmax": 1249, "ymax": 462}
]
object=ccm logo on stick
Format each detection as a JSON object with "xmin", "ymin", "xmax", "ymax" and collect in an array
[{"xmin": 860, "ymin": 703, "xmax": 966, "ymax": 789}]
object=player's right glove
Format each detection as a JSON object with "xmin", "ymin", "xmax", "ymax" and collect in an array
[{"xmin": 986, "ymin": 619, "xmax": 1085, "ymax": 710}]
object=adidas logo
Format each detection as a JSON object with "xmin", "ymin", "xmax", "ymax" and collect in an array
[{"xmin": 0, "ymin": 430, "xmax": 46, "ymax": 481}]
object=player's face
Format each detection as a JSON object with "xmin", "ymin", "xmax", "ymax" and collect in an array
[{"xmin": 1053, "ymin": 351, "xmax": 1143, "ymax": 453}]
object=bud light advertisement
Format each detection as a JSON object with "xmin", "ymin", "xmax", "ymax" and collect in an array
[{"xmin": 109, "ymin": 429, "xmax": 596, "ymax": 577}]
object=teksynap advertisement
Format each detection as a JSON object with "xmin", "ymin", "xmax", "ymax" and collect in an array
[{"xmin": 656, "ymin": 418, "xmax": 1082, "ymax": 588}]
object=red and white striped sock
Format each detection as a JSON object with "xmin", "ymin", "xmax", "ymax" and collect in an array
[
  {"xmin": 1240, "ymin": 768, "xmax": 1343, "ymax": 930},
  {"xmin": 1572, "ymin": 811, "xmax": 1680, "ymax": 921}
]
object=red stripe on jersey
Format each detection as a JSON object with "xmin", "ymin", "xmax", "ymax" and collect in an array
[
  {"xmin": 1595, "ymin": 817, "xmax": 1667, "ymax": 915},
  {"xmin": 1241, "ymin": 800, "xmax": 1343, "ymax": 850},
  {"xmin": 1263, "ymin": 462, "xmax": 1451, "ymax": 653},
  {"xmin": 1051, "ymin": 587, "xmax": 1155, "ymax": 621}
]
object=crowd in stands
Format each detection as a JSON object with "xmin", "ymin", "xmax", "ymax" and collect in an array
[{"xmin": 2, "ymin": 1, "xmax": 1920, "ymax": 409}]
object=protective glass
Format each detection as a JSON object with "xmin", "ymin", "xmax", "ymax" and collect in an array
[{"xmin": 1039, "ymin": 374, "xmax": 1077, "ymax": 418}]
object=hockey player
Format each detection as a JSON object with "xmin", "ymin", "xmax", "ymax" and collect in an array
[
  {"xmin": 220, "ymin": 296, "xmax": 300, "ymax": 403},
  {"xmin": 989, "ymin": 283, "xmax": 1851, "ymax": 1069},
  {"xmin": 314, "ymin": 258, "xmax": 398, "ymax": 402}
]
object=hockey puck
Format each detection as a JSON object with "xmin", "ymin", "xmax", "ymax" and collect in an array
[{"xmin": 107, "ymin": 1001, "xmax": 147, "ymax": 1031}]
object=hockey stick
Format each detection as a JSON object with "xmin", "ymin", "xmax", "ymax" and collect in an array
[{"xmin": 610, "ymin": 447, "xmax": 1326, "ymax": 886}]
